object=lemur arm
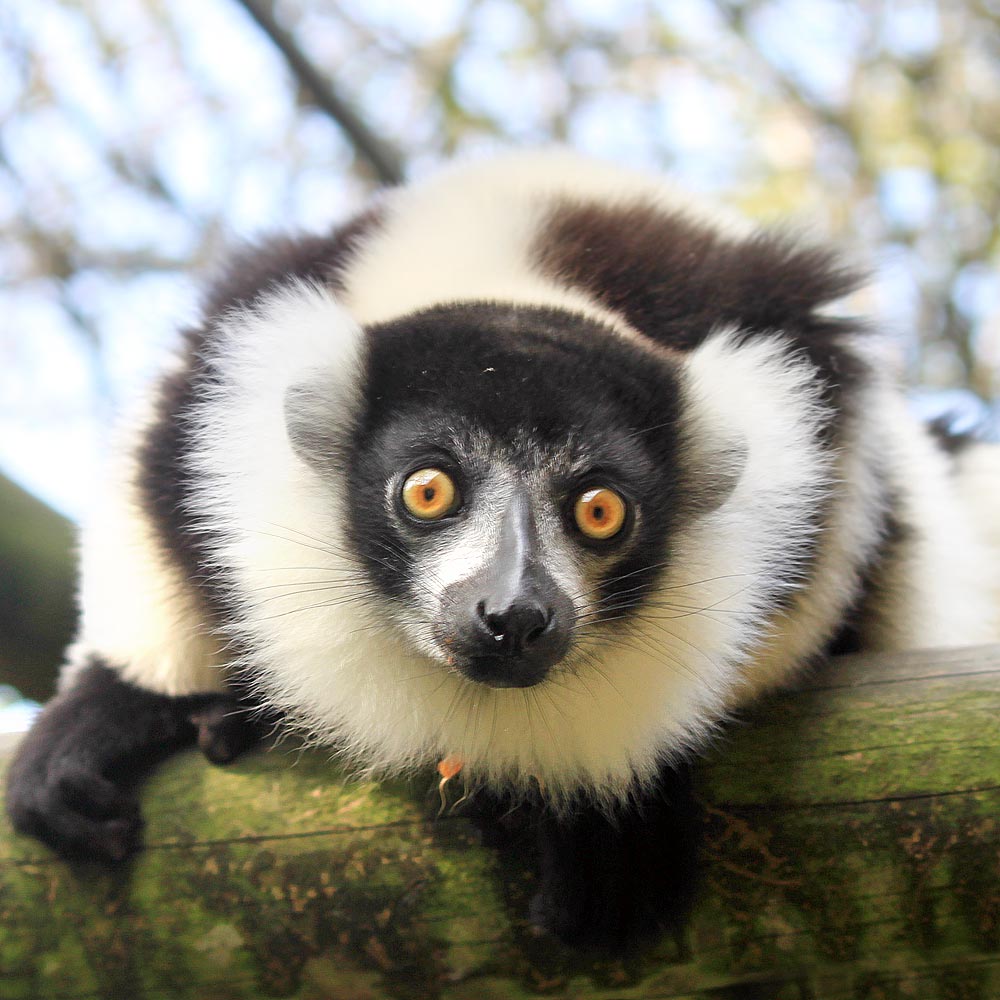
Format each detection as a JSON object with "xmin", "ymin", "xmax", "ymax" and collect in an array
[{"xmin": 4, "ymin": 660, "xmax": 265, "ymax": 862}]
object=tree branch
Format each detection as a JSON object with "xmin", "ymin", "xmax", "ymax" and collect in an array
[
  {"xmin": 3, "ymin": 645, "xmax": 999, "ymax": 996},
  {"xmin": 233, "ymin": 0, "xmax": 405, "ymax": 185}
]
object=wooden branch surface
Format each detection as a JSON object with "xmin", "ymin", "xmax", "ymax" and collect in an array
[{"xmin": 1, "ymin": 645, "xmax": 998, "ymax": 999}]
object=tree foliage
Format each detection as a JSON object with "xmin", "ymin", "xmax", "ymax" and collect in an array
[{"xmin": 1, "ymin": 0, "xmax": 999, "ymax": 512}]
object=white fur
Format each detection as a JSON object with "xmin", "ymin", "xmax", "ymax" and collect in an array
[
  {"xmin": 187, "ymin": 309, "xmax": 839, "ymax": 804},
  {"xmin": 341, "ymin": 148, "xmax": 748, "ymax": 336},
  {"xmin": 68, "ymin": 373, "xmax": 227, "ymax": 696},
  {"xmin": 71, "ymin": 150, "xmax": 1000, "ymax": 807},
  {"xmin": 741, "ymin": 374, "xmax": 890, "ymax": 696},
  {"xmin": 670, "ymin": 332, "xmax": 838, "ymax": 702}
]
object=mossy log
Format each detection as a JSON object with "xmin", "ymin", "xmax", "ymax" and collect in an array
[
  {"xmin": 0, "ymin": 472, "xmax": 76, "ymax": 703},
  {"xmin": 1, "ymin": 645, "xmax": 998, "ymax": 999}
]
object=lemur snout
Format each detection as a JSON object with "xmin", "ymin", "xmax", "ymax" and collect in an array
[
  {"xmin": 437, "ymin": 495, "xmax": 572, "ymax": 687},
  {"xmin": 476, "ymin": 598, "xmax": 552, "ymax": 652}
]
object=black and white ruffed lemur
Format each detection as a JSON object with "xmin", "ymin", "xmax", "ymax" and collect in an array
[{"xmin": 8, "ymin": 150, "xmax": 1000, "ymax": 946}]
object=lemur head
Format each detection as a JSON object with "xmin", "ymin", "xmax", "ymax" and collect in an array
[
  {"xmin": 208, "ymin": 283, "xmax": 819, "ymax": 804},
  {"xmin": 286, "ymin": 302, "xmax": 726, "ymax": 693}
]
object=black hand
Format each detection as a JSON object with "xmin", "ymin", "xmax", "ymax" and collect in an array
[
  {"xmin": 4, "ymin": 660, "xmax": 263, "ymax": 863},
  {"xmin": 189, "ymin": 697, "xmax": 273, "ymax": 764}
]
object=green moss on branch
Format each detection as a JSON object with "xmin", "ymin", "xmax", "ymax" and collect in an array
[{"xmin": 1, "ymin": 645, "xmax": 998, "ymax": 998}]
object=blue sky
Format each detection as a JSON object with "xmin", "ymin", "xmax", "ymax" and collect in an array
[{"xmin": 1, "ymin": 0, "xmax": 998, "ymax": 516}]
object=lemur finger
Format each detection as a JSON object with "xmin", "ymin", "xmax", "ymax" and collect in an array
[
  {"xmin": 189, "ymin": 698, "xmax": 265, "ymax": 764},
  {"xmin": 13, "ymin": 784, "xmax": 144, "ymax": 864}
]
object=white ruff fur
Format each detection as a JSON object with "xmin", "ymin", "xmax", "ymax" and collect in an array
[
  {"xmin": 188, "ymin": 288, "xmax": 834, "ymax": 804},
  {"xmin": 676, "ymin": 333, "xmax": 836, "ymax": 701},
  {"xmin": 72, "ymin": 150, "xmax": 1000, "ymax": 807},
  {"xmin": 70, "ymin": 372, "xmax": 226, "ymax": 696}
]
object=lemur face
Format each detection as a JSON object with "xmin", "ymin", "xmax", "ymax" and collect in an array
[
  {"xmin": 360, "ymin": 414, "xmax": 645, "ymax": 691},
  {"xmin": 288, "ymin": 302, "xmax": 696, "ymax": 689},
  {"xmin": 279, "ymin": 297, "xmax": 758, "ymax": 794},
  {"xmin": 354, "ymin": 305, "xmax": 696, "ymax": 691}
]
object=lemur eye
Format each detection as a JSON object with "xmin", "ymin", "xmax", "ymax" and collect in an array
[
  {"xmin": 573, "ymin": 487, "xmax": 627, "ymax": 540},
  {"xmin": 401, "ymin": 468, "xmax": 460, "ymax": 520}
]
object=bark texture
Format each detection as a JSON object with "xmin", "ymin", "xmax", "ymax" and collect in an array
[{"xmin": 1, "ymin": 645, "xmax": 998, "ymax": 999}]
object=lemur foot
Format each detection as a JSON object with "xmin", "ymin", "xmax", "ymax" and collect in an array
[
  {"xmin": 9, "ymin": 760, "xmax": 146, "ymax": 863},
  {"xmin": 189, "ymin": 699, "xmax": 271, "ymax": 764},
  {"xmin": 5, "ymin": 662, "xmax": 269, "ymax": 864},
  {"xmin": 537, "ymin": 766, "xmax": 701, "ymax": 949}
]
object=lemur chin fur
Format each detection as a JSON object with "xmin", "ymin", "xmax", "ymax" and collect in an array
[{"xmin": 7, "ymin": 150, "xmax": 1000, "ymax": 947}]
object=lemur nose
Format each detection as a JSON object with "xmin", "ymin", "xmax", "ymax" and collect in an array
[{"xmin": 477, "ymin": 599, "xmax": 551, "ymax": 651}]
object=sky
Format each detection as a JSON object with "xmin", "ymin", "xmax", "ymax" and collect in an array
[{"xmin": 3, "ymin": 0, "xmax": 998, "ymax": 522}]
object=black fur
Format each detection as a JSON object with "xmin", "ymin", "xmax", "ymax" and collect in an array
[
  {"xmin": 5, "ymin": 660, "xmax": 266, "ymax": 862},
  {"xmin": 345, "ymin": 303, "xmax": 702, "ymax": 613},
  {"xmin": 471, "ymin": 762, "xmax": 701, "ymax": 949},
  {"xmin": 533, "ymin": 198, "xmax": 871, "ymax": 423},
  {"xmin": 926, "ymin": 414, "xmax": 980, "ymax": 458}
]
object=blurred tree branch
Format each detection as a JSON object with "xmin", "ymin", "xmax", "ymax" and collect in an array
[
  {"xmin": 233, "ymin": 0, "xmax": 405, "ymax": 185},
  {"xmin": 0, "ymin": 473, "xmax": 75, "ymax": 702}
]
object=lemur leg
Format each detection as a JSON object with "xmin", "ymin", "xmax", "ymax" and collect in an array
[
  {"xmin": 473, "ymin": 763, "xmax": 701, "ymax": 948},
  {"xmin": 532, "ymin": 763, "xmax": 701, "ymax": 948},
  {"xmin": 4, "ymin": 660, "xmax": 268, "ymax": 863}
]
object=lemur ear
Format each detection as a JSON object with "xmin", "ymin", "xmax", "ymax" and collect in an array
[
  {"xmin": 284, "ymin": 375, "xmax": 354, "ymax": 477},
  {"xmin": 686, "ymin": 437, "xmax": 747, "ymax": 519}
]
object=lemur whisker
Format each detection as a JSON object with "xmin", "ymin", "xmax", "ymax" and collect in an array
[
  {"xmin": 531, "ymin": 687, "xmax": 561, "ymax": 745},
  {"xmin": 571, "ymin": 568, "xmax": 750, "ymax": 605},
  {"xmin": 247, "ymin": 582, "xmax": 373, "ymax": 605},
  {"xmin": 261, "ymin": 520, "xmax": 356, "ymax": 554},
  {"xmin": 253, "ymin": 593, "xmax": 374, "ymax": 622},
  {"xmin": 245, "ymin": 526, "xmax": 354, "ymax": 561}
]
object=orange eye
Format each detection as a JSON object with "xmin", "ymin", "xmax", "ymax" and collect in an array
[
  {"xmin": 401, "ymin": 468, "xmax": 459, "ymax": 520},
  {"xmin": 573, "ymin": 487, "xmax": 627, "ymax": 540}
]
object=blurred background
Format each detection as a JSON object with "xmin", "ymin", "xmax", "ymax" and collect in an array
[{"xmin": 2, "ymin": 0, "xmax": 999, "ymax": 727}]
